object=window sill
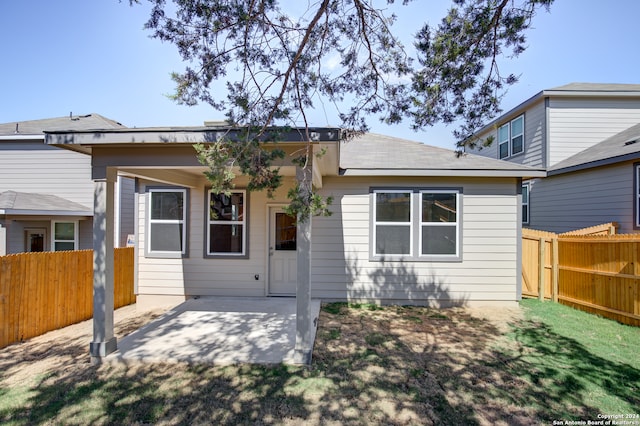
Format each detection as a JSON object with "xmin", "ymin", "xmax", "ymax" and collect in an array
[{"xmin": 369, "ymin": 254, "xmax": 462, "ymax": 263}]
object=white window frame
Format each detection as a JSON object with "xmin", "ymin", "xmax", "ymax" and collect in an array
[
  {"xmin": 146, "ymin": 188, "xmax": 188, "ymax": 258},
  {"xmin": 372, "ymin": 190, "xmax": 414, "ymax": 257},
  {"xmin": 371, "ymin": 188, "xmax": 462, "ymax": 262},
  {"xmin": 498, "ymin": 114, "xmax": 525, "ymax": 159},
  {"xmin": 419, "ymin": 190, "xmax": 460, "ymax": 258},
  {"xmin": 51, "ymin": 221, "xmax": 78, "ymax": 251},
  {"xmin": 522, "ymin": 183, "xmax": 530, "ymax": 225},
  {"xmin": 207, "ymin": 190, "xmax": 247, "ymax": 257}
]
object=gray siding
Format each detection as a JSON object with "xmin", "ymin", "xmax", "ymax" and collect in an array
[
  {"xmin": 529, "ymin": 162, "xmax": 637, "ymax": 233},
  {"xmin": 135, "ymin": 175, "xmax": 522, "ymax": 305},
  {"xmin": 0, "ymin": 141, "xmax": 93, "ymax": 207},
  {"xmin": 116, "ymin": 176, "xmax": 136, "ymax": 247},
  {"xmin": 548, "ymin": 98, "xmax": 640, "ymax": 166},
  {"xmin": 467, "ymin": 99, "xmax": 546, "ymax": 168}
]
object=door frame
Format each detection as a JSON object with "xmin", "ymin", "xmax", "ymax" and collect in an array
[
  {"xmin": 25, "ymin": 227, "xmax": 47, "ymax": 252},
  {"xmin": 265, "ymin": 204, "xmax": 297, "ymax": 296}
]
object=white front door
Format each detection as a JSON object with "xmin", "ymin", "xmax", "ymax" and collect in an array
[{"xmin": 268, "ymin": 207, "xmax": 297, "ymax": 295}]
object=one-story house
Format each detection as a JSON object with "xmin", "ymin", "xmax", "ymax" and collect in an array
[{"xmin": 45, "ymin": 126, "xmax": 544, "ymax": 361}]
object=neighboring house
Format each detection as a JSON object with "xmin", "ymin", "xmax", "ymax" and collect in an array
[
  {"xmin": 465, "ymin": 83, "xmax": 640, "ymax": 233},
  {"xmin": 0, "ymin": 114, "xmax": 135, "ymax": 255}
]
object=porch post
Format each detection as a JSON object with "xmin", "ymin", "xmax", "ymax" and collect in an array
[
  {"xmin": 294, "ymin": 152, "xmax": 313, "ymax": 364},
  {"xmin": 89, "ymin": 167, "xmax": 117, "ymax": 363}
]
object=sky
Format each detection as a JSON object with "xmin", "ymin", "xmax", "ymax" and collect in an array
[{"xmin": 1, "ymin": 0, "xmax": 639, "ymax": 150}]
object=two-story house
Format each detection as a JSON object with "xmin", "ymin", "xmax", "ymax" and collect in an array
[
  {"xmin": 0, "ymin": 114, "xmax": 134, "ymax": 254},
  {"xmin": 466, "ymin": 83, "xmax": 640, "ymax": 233}
]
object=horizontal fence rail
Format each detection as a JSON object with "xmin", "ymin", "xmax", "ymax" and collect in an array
[
  {"xmin": 0, "ymin": 248, "xmax": 135, "ymax": 349},
  {"xmin": 523, "ymin": 224, "xmax": 640, "ymax": 327}
]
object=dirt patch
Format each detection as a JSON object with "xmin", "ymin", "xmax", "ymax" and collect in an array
[
  {"xmin": 0, "ymin": 302, "xmax": 536, "ymax": 425},
  {"xmin": 0, "ymin": 304, "xmax": 167, "ymax": 387}
]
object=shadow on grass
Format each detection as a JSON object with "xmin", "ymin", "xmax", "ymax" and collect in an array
[{"xmin": 1, "ymin": 304, "xmax": 639, "ymax": 425}]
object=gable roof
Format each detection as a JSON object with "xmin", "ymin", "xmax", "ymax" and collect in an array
[
  {"xmin": 340, "ymin": 133, "xmax": 545, "ymax": 178},
  {"xmin": 548, "ymin": 122, "xmax": 640, "ymax": 176},
  {"xmin": 466, "ymin": 83, "xmax": 640, "ymax": 142},
  {"xmin": 0, "ymin": 113, "xmax": 125, "ymax": 138},
  {"xmin": 0, "ymin": 191, "xmax": 92, "ymax": 216}
]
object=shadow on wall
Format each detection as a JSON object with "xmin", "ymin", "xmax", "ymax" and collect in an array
[{"xmin": 343, "ymin": 251, "xmax": 468, "ymax": 308}]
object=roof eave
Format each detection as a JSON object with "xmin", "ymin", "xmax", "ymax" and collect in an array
[
  {"xmin": 0, "ymin": 209, "xmax": 92, "ymax": 216},
  {"xmin": 548, "ymin": 152, "xmax": 640, "ymax": 176},
  {"xmin": 340, "ymin": 168, "xmax": 547, "ymax": 178}
]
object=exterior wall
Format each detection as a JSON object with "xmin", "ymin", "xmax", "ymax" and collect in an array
[
  {"xmin": 116, "ymin": 176, "xmax": 136, "ymax": 247},
  {"xmin": 135, "ymin": 175, "xmax": 521, "ymax": 306},
  {"xmin": 528, "ymin": 162, "xmax": 637, "ymax": 234},
  {"xmin": 547, "ymin": 98, "xmax": 640, "ymax": 166},
  {"xmin": 0, "ymin": 141, "xmax": 93, "ymax": 207},
  {"xmin": 313, "ymin": 176, "xmax": 520, "ymax": 305},
  {"xmin": 3, "ymin": 217, "xmax": 93, "ymax": 253},
  {"xmin": 136, "ymin": 176, "xmax": 295, "ymax": 299},
  {"xmin": 0, "ymin": 221, "xmax": 6, "ymax": 256},
  {"xmin": 467, "ymin": 99, "xmax": 546, "ymax": 168}
]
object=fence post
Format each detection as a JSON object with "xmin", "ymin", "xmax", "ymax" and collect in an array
[
  {"xmin": 552, "ymin": 237, "xmax": 559, "ymax": 302},
  {"xmin": 538, "ymin": 237, "xmax": 545, "ymax": 301}
]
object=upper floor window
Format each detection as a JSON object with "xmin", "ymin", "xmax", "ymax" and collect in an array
[
  {"xmin": 147, "ymin": 188, "xmax": 188, "ymax": 258},
  {"xmin": 371, "ymin": 188, "xmax": 461, "ymax": 261},
  {"xmin": 207, "ymin": 190, "xmax": 247, "ymax": 257},
  {"xmin": 498, "ymin": 115, "xmax": 524, "ymax": 159}
]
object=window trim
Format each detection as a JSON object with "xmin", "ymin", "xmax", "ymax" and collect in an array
[
  {"xmin": 419, "ymin": 190, "xmax": 460, "ymax": 259},
  {"xmin": 372, "ymin": 189, "xmax": 414, "ymax": 257},
  {"xmin": 205, "ymin": 189, "xmax": 249, "ymax": 259},
  {"xmin": 51, "ymin": 221, "xmax": 78, "ymax": 251},
  {"xmin": 145, "ymin": 187, "xmax": 189, "ymax": 259},
  {"xmin": 498, "ymin": 114, "xmax": 525, "ymax": 159},
  {"xmin": 522, "ymin": 182, "xmax": 530, "ymax": 225},
  {"xmin": 370, "ymin": 187, "xmax": 462, "ymax": 262}
]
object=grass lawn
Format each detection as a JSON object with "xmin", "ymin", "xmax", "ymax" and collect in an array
[{"xmin": 0, "ymin": 300, "xmax": 638, "ymax": 425}]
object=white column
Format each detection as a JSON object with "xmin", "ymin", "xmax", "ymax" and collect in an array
[
  {"xmin": 89, "ymin": 168, "xmax": 117, "ymax": 363},
  {"xmin": 294, "ymin": 153, "xmax": 313, "ymax": 364}
]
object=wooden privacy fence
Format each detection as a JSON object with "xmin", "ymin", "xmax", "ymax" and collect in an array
[
  {"xmin": 522, "ymin": 224, "xmax": 640, "ymax": 327},
  {"xmin": 0, "ymin": 247, "xmax": 135, "ymax": 349}
]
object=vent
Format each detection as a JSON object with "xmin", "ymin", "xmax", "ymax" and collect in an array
[{"xmin": 624, "ymin": 139, "xmax": 638, "ymax": 146}]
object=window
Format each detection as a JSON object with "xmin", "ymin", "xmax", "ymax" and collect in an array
[
  {"xmin": 52, "ymin": 221, "xmax": 77, "ymax": 251},
  {"xmin": 498, "ymin": 115, "xmax": 524, "ymax": 159},
  {"xmin": 372, "ymin": 189, "xmax": 461, "ymax": 261},
  {"xmin": 373, "ymin": 191, "xmax": 412, "ymax": 255},
  {"xmin": 207, "ymin": 190, "xmax": 246, "ymax": 256},
  {"xmin": 420, "ymin": 191, "xmax": 458, "ymax": 256},
  {"xmin": 522, "ymin": 183, "xmax": 530, "ymax": 224},
  {"xmin": 147, "ymin": 188, "xmax": 187, "ymax": 257}
]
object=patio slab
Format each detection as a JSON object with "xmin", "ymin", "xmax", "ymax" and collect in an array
[{"xmin": 109, "ymin": 297, "xmax": 321, "ymax": 365}]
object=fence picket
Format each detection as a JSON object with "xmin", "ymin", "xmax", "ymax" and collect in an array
[
  {"xmin": 523, "ymin": 227, "xmax": 640, "ymax": 327},
  {"xmin": 0, "ymin": 248, "xmax": 135, "ymax": 349}
]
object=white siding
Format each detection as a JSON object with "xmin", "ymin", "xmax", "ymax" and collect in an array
[
  {"xmin": 548, "ymin": 98, "xmax": 640, "ymax": 166},
  {"xmin": 467, "ymin": 99, "xmax": 546, "ymax": 168},
  {"xmin": 312, "ymin": 176, "xmax": 520, "ymax": 305},
  {"xmin": 135, "ymin": 175, "xmax": 522, "ymax": 305},
  {"xmin": 529, "ymin": 162, "xmax": 637, "ymax": 233},
  {"xmin": 0, "ymin": 141, "xmax": 93, "ymax": 207},
  {"xmin": 136, "ymin": 177, "xmax": 296, "ymax": 298}
]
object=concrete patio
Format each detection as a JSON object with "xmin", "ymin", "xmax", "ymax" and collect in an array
[{"xmin": 109, "ymin": 297, "xmax": 321, "ymax": 365}]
